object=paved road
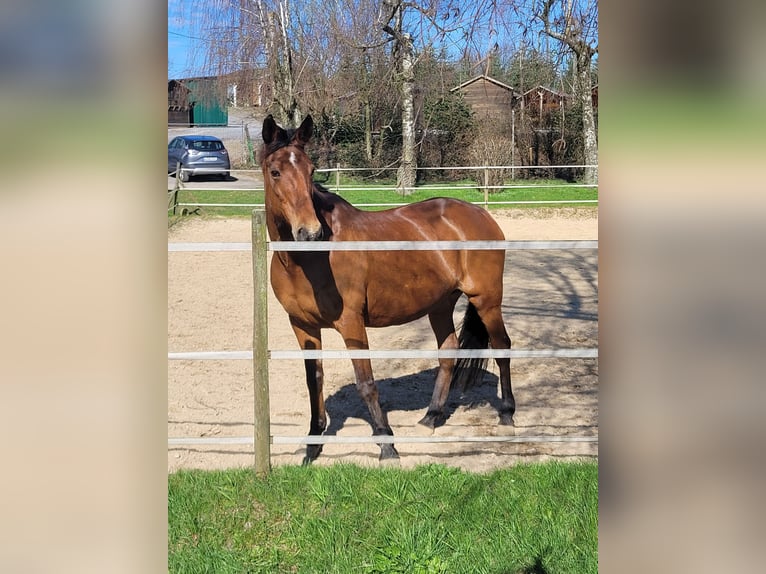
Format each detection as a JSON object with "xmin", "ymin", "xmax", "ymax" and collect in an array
[{"xmin": 167, "ymin": 169, "xmax": 263, "ymax": 191}]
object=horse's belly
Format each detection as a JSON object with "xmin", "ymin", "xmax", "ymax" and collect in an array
[
  {"xmin": 364, "ymin": 278, "xmax": 457, "ymax": 327},
  {"xmin": 365, "ymin": 301, "xmax": 443, "ymax": 327}
]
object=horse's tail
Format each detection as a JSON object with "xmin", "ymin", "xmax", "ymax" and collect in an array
[{"xmin": 450, "ymin": 302, "xmax": 490, "ymax": 391}]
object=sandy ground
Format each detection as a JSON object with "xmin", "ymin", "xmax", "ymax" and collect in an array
[{"xmin": 168, "ymin": 208, "xmax": 598, "ymax": 473}]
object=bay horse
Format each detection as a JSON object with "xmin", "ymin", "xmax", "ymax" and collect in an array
[{"xmin": 261, "ymin": 114, "xmax": 514, "ymax": 463}]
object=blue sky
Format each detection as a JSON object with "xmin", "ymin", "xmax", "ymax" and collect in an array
[
  {"xmin": 166, "ymin": 0, "xmax": 511, "ymax": 80},
  {"xmin": 168, "ymin": 1, "xmax": 597, "ymax": 80},
  {"xmin": 168, "ymin": 0, "xmax": 205, "ymax": 79}
]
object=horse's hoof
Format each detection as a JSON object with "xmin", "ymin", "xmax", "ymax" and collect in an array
[
  {"xmin": 380, "ymin": 455, "xmax": 401, "ymax": 467},
  {"xmin": 303, "ymin": 444, "xmax": 323, "ymax": 465},
  {"xmin": 418, "ymin": 411, "xmax": 445, "ymax": 429},
  {"xmin": 499, "ymin": 412, "xmax": 515, "ymax": 426},
  {"xmin": 379, "ymin": 444, "xmax": 400, "ymax": 462}
]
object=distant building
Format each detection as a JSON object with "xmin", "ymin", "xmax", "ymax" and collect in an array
[
  {"xmin": 167, "ymin": 80, "xmax": 192, "ymax": 125},
  {"xmin": 167, "ymin": 77, "xmax": 228, "ymax": 126},
  {"xmin": 520, "ymin": 86, "xmax": 571, "ymax": 118},
  {"xmin": 220, "ymin": 69, "xmax": 268, "ymax": 108},
  {"xmin": 450, "ymin": 75, "xmax": 518, "ymax": 121}
]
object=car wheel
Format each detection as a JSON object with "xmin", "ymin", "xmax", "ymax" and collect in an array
[{"xmin": 179, "ymin": 169, "xmax": 190, "ymax": 183}]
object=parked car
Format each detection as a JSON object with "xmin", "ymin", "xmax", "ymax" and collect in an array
[{"xmin": 168, "ymin": 135, "xmax": 230, "ymax": 182}]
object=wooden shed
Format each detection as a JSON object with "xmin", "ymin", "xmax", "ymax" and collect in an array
[
  {"xmin": 450, "ymin": 75, "xmax": 518, "ymax": 121},
  {"xmin": 167, "ymin": 80, "xmax": 192, "ymax": 126},
  {"xmin": 520, "ymin": 86, "xmax": 571, "ymax": 118}
]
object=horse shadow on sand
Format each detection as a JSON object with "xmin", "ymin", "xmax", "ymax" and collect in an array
[{"xmin": 322, "ymin": 367, "xmax": 502, "ymax": 437}]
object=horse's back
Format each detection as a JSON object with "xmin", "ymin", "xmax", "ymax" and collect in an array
[
  {"xmin": 325, "ymin": 196, "xmax": 504, "ymax": 243},
  {"xmin": 321, "ymin": 196, "xmax": 506, "ymax": 326},
  {"xmin": 392, "ymin": 197, "xmax": 504, "ymax": 241}
]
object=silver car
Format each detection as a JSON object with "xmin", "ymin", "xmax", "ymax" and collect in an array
[{"xmin": 168, "ymin": 135, "xmax": 230, "ymax": 182}]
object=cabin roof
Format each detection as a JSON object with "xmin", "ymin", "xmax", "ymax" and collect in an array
[
  {"xmin": 521, "ymin": 85, "xmax": 570, "ymax": 98},
  {"xmin": 451, "ymin": 74, "xmax": 517, "ymax": 94}
]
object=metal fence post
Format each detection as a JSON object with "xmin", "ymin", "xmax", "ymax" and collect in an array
[{"xmin": 251, "ymin": 210, "xmax": 271, "ymax": 476}]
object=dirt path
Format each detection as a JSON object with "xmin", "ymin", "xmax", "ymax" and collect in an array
[{"xmin": 168, "ymin": 208, "xmax": 598, "ymax": 472}]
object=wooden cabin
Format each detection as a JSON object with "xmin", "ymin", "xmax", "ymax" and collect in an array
[
  {"xmin": 520, "ymin": 86, "xmax": 571, "ymax": 118},
  {"xmin": 450, "ymin": 75, "xmax": 518, "ymax": 121}
]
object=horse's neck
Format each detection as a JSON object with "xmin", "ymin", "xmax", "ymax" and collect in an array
[
  {"xmin": 313, "ymin": 191, "xmax": 360, "ymax": 238},
  {"xmin": 263, "ymin": 204, "xmax": 293, "ymax": 241}
]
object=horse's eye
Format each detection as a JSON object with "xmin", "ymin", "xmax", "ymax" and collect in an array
[{"xmin": 271, "ymin": 169, "xmax": 280, "ymax": 178}]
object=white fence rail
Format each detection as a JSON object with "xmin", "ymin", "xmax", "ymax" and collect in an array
[
  {"xmin": 169, "ymin": 435, "xmax": 598, "ymax": 447},
  {"xmin": 168, "ymin": 240, "xmax": 598, "ymax": 252},
  {"xmin": 169, "ymin": 349, "xmax": 598, "ymax": 361}
]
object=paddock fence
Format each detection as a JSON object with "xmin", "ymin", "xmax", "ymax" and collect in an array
[
  {"xmin": 167, "ymin": 210, "xmax": 598, "ymax": 475},
  {"xmin": 167, "ymin": 163, "xmax": 598, "ymax": 214}
]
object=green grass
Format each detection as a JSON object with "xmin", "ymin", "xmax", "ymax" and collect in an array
[
  {"xmin": 169, "ymin": 461, "xmax": 598, "ymax": 573},
  {"xmin": 168, "ymin": 177, "xmax": 597, "ymax": 218}
]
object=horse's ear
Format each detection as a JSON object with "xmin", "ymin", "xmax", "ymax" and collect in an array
[
  {"xmin": 292, "ymin": 115, "xmax": 313, "ymax": 147},
  {"xmin": 262, "ymin": 114, "xmax": 286, "ymax": 144}
]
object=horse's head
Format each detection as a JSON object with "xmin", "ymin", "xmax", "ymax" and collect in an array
[{"xmin": 261, "ymin": 114, "xmax": 323, "ymax": 241}]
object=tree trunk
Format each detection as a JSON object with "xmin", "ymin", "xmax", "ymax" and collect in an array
[
  {"xmin": 538, "ymin": 0, "xmax": 598, "ymax": 185},
  {"xmin": 364, "ymin": 100, "xmax": 373, "ymax": 162},
  {"xmin": 397, "ymin": 32, "xmax": 416, "ymax": 195},
  {"xmin": 577, "ymin": 53, "xmax": 598, "ymax": 184}
]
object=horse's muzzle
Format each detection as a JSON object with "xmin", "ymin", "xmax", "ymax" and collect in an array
[{"xmin": 295, "ymin": 225, "xmax": 323, "ymax": 241}]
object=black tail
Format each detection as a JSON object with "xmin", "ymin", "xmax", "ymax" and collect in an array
[{"xmin": 450, "ymin": 303, "xmax": 490, "ymax": 391}]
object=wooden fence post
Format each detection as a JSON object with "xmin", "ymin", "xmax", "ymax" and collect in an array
[
  {"xmin": 251, "ymin": 210, "xmax": 271, "ymax": 476},
  {"xmin": 172, "ymin": 162, "xmax": 181, "ymax": 215}
]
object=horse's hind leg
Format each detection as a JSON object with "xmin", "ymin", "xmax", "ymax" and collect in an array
[
  {"xmin": 419, "ymin": 303, "xmax": 460, "ymax": 429},
  {"xmin": 291, "ymin": 321, "xmax": 327, "ymax": 464},
  {"xmin": 470, "ymin": 299, "xmax": 515, "ymax": 426}
]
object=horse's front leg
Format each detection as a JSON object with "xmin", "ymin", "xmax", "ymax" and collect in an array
[
  {"xmin": 290, "ymin": 320, "xmax": 326, "ymax": 464},
  {"xmin": 337, "ymin": 318, "xmax": 399, "ymax": 461}
]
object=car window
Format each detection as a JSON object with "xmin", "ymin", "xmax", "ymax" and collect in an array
[{"xmin": 191, "ymin": 140, "xmax": 223, "ymax": 151}]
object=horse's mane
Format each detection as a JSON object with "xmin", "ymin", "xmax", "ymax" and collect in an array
[
  {"xmin": 312, "ymin": 182, "xmax": 340, "ymax": 207},
  {"xmin": 312, "ymin": 181, "xmax": 363, "ymax": 220}
]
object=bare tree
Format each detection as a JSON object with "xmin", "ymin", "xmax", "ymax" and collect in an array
[
  {"xmin": 377, "ymin": 0, "xmax": 503, "ymax": 193},
  {"xmin": 379, "ymin": 1, "xmax": 417, "ymax": 194},
  {"xmin": 536, "ymin": 0, "xmax": 598, "ymax": 183},
  {"xmin": 250, "ymin": 0, "xmax": 301, "ymax": 124}
]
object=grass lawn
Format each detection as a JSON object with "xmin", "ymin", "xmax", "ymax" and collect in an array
[
  {"xmin": 169, "ymin": 461, "xmax": 597, "ymax": 573},
  {"xmin": 168, "ymin": 177, "xmax": 597, "ymax": 218}
]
